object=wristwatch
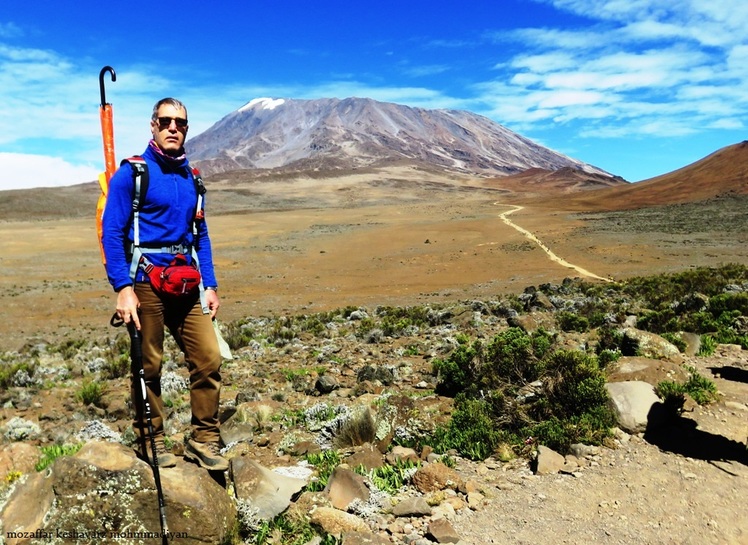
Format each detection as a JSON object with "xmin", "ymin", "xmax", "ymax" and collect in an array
[{"xmin": 205, "ymin": 286, "xmax": 218, "ymax": 292}]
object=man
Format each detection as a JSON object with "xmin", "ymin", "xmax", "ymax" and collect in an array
[{"xmin": 102, "ymin": 97, "xmax": 228, "ymax": 471}]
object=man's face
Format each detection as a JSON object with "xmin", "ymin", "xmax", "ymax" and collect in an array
[{"xmin": 150, "ymin": 103, "xmax": 188, "ymax": 155}]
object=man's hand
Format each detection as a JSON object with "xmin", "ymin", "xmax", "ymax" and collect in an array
[
  {"xmin": 205, "ymin": 289, "xmax": 220, "ymax": 319},
  {"xmin": 116, "ymin": 286, "xmax": 141, "ymax": 330}
]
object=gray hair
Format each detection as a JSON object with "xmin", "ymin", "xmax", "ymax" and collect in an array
[{"xmin": 151, "ymin": 98, "xmax": 188, "ymax": 120}]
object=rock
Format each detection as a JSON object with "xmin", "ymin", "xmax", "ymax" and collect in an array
[
  {"xmin": 533, "ymin": 445, "xmax": 565, "ymax": 475},
  {"xmin": 345, "ymin": 443, "xmax": 385, "ymax": 470},
  {"xmin": 231, "ymin": 456, "xmax": 307, "ymax": 521},
  {"xmin": 287, "ymin": 440, "xmax": 322, "ymax": 457},
  {"xmin": 1, "ymin": 441, "xmax": 236, "ymax": 544},
  {"xmin": 325, "ymin": 466, "xmax": 370, "ymax": 510},
  {"xmin": 341, "ymin": 531, "xmax": 391, "ymax": 545},
  {"xmin": 386, "ymin": 445, "xmax": 419, "ymax": 465},
  {"xmin": 0, "ymin": 442, "xmax": 39, "ymax": 475},
  {"xmin": 219, "ymin": 420, "xmax": 255, "ymax": 446},
  {"xmin": 1, "ymin": 472, "xmax": 55, "ymax": 543},
  {"xmin": 310, "ymin": 506, "xmax": 370, "ymax": 535},
  {"xmin": 426, "ymin": 518, "xmax": 461, "ymax": 543},
  {"xmin": 508, "ymin": 313, "xmax": 538, "ymax": 332},
  {"xmin": 412, "ymin": 462, "xmax": 464, "ymax": 494},
  {"xmin": 569, "ymin": 443, "xmax": 600, "ymax": 458},
  {"xmin": 620, "ymin": 328, "xmax": 682, "ymax": 360},
  {"xmin": 316, "ymin": 374, "xmax": 340, "ymax": 394},
  {"xmin": 606, "ymin": 381, "xmax": 662, "ymax": 433},
  {"xmin": 605, "ymin": 356, "xmax": 690, "ymax": 386},
  {"xmin": 357, "ymin": 365, "xmax": 396, "ymax": 386},
  {"xmin": 466, "ymin": 491, "xmax": 485, "ymax": 509},
  {"xmin": 392, "ymin": 496, "xmax": 432, "ymax": 517}
]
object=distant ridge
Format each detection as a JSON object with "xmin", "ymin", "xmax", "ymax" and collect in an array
[
  {"xmin": 560, "ymin": 141, "xmax": 748, "ymax": 211},
  {"xmin": 187, "ymin": 97, "xmax": 612, "ymax": 178}
]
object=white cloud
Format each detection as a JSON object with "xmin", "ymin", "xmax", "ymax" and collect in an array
[
  {"xmin": 477, "ymin": 0, "xmax": 748, "ymax": 139},
  {"xmin": 0, "ymin": 153, "xmax": 100, "ymax": 190}
]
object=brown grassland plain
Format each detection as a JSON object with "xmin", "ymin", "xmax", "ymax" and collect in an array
[{"xmin": 1, "ymin": 162, "xmax": 747, "ymax": 352}]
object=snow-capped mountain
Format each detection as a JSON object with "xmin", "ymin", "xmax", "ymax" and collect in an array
[{"xmin": 187, "ymin": 97, "xmax": 610, "ymax": 178}]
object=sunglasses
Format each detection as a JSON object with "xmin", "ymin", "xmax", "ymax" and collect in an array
[{"xmin": 155, "ymin": 116, "xmax": 188, "ymax": 130}]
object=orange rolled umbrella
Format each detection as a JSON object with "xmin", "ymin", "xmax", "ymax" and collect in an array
[{"xmin": 96, "ymin": 66, "xmax": 116, "ymax": 264}]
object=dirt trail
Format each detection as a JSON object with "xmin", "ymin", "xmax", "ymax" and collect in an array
[{"xmin": 485, "ymin": 203, "xmax": 613, "ymax": 283}]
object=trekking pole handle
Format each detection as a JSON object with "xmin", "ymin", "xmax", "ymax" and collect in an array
[
  {"xmin": 127, "ymin": 322, "xmax": 143, "ymax": 364},
  {"xmin": 110, "ymin": 312, "xmax": 124, "ymax": 328},
  {"xmin": 99, "ymin": 65, "xmax": 116, "ymax": 107}
]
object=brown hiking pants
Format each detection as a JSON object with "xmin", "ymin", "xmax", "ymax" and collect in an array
[{"xmin": 132, "ymin": 283, "xmax": 222, "ymax": 443}]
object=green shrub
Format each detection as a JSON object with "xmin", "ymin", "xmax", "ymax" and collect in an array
[
  {"xmin": 376, "ymin": 306, "xmax": 430, "ymax": 337},
  {"xmin": 597, "ymin": 349, "xmax": 621, "ymax": 368},
  {"xmin": 541, "ymin": 350, "xmax": 610, "ymax": 419},
  {"xmin": 432, "ymin": 335, "xmax": 478, "ymax": 396},
  {"xmin": 431, "ymin": 344, "xmax": 614, "ymax": 458},
  {"xmin": 656, "ymin": 367, "xmax": 718, "ymax": 407},
  {"xmin": 429, "ymin": 396, "xmax": 510, "ymax": 461},
  {"xmin": 35, "ymin": 443, "xmax": 83, "ymax": 471},
  {"xmin": 76, "ymin": 380, "xmax": 106, "ymax": 407},
  {"xmin": 660, "ymin": 333, "xmax": 687, "ymax": 353},
  {"xmin": 623, "ymin": 264, "xmax": 748, "ymax": 307},
  {"xmin": 482, "ymin": 327, "xmax": 553, "ymax": 387},
  {"xmin": 103, "ymin": 334, "xmax": 131, "ymax": 379},
  {"xmin": 683, "ymin": 367, "xmax": 718, "ymax": 405},
  {"xmin": 253, "ymin": 512, "xmax": 339, "ymax": 545},
  {"xmin": 223, "ymin": 319, "xmax": 256, "ymax": 349},
  {"xmin": 557, "ymin": 311, "xmax": 590, "ymax": 332},
  {"xmin": 709, "ymin": 292, "xmax": 748, "ymax": 316},
  {"xmin": 51, "ymin": 338, "xmax": 87, "ymax": 360},
  {"xmin": 697, "ymin": 335, "xmax": 718, "ymax": 356},
  {"xmin": 596, "ymin": 326, "xmax": 625, "ymax": 354},
  {"xmin": 299, "ymin": 315, "xmax": 328, "ymax": 336},
  {"xmin": 104, "ymin": 353, "xmax": 130, "ymax": 379},
  {"xmin": 360, "ymin": 458, "xmax": 420, "ymax": 493},
  {"xmin": 305, "ymin": 450, "xmax": 341, "ymax": 492},
  {"xmin": 0, "ymin": 361, "xmax": 36, "ymax": 389}
]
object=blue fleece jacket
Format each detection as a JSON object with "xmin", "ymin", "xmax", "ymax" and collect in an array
[{"xmin": 102, "ymin": 145, "xmax": 218, "ymax": 292}]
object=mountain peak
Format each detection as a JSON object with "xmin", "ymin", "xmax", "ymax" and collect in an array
[
  {"xmin": 188, "ymin": 97, "xmax": 611, "ymax": 178},
  {"xmin": 238, "ymin": 97, "xmax": 286, "ymax": 112}
]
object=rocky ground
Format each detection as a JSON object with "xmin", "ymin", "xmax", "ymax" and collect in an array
[
  {"xmin": 1, "ymin": 173, "xmax": 747, "ymax": 544},
  {"xmin": 1, "ymin": 291, "xmax": 747, "ymax": 544},
  {"xmin": 452, "ymin": 345, "xmax": 748, "ymax": 545}
]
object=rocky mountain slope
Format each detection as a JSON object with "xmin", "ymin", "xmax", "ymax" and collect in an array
[{"xmin": 186, "ymin": 97, "xmax": 614, "ymax": 179}]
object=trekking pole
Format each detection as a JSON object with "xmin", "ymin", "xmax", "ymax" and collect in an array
[{"xmin": 110, "ymin": 314, "xmax": 169, "ymax": 544}]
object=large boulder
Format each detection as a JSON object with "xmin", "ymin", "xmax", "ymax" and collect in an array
[
  {"xmin": 605, "ymin": 381, "xmax": 662, "ymax": 434},
  {"xmin": 0, "ymin": 441, "xmax": 236, "ymax": 545},
  {"xmin": 620, "ymin": 328, "xmax": 682, "ymax": 360}
]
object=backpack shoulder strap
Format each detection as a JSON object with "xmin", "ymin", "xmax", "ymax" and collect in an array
[
  {"xmin": 120, "ymin": 156, "xmax": 149, "ymax": 211},
  {"xmin": 120, "ymin": 156, "xmax": 149, "ymax": 282}
]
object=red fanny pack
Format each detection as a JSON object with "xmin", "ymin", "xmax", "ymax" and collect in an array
[{"xmin": 141, "ymin": 254, "xmax": 201, "ymax": 298}]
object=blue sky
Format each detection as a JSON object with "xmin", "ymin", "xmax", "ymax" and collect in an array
[{"xmin": 1, "ymin": 0, "xmax": 746, "ymax": 190}]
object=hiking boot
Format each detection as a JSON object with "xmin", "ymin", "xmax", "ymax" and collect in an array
[
  {"xmin": 184, "ymin": 439, "xmax": 229, "ymax": 471},
  {"xmin": 136, "ymin": 440, "xmax": 177, "ymax": 468}
]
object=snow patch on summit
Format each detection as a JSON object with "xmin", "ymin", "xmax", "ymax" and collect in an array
[{"xmin": 239, "ymin": 98, "xmax": 286, "ymax": 112}]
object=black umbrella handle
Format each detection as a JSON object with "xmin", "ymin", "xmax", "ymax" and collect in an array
[{"xmin": 99, "ymin": 66, "xmax": 116, "ymax": 107}]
